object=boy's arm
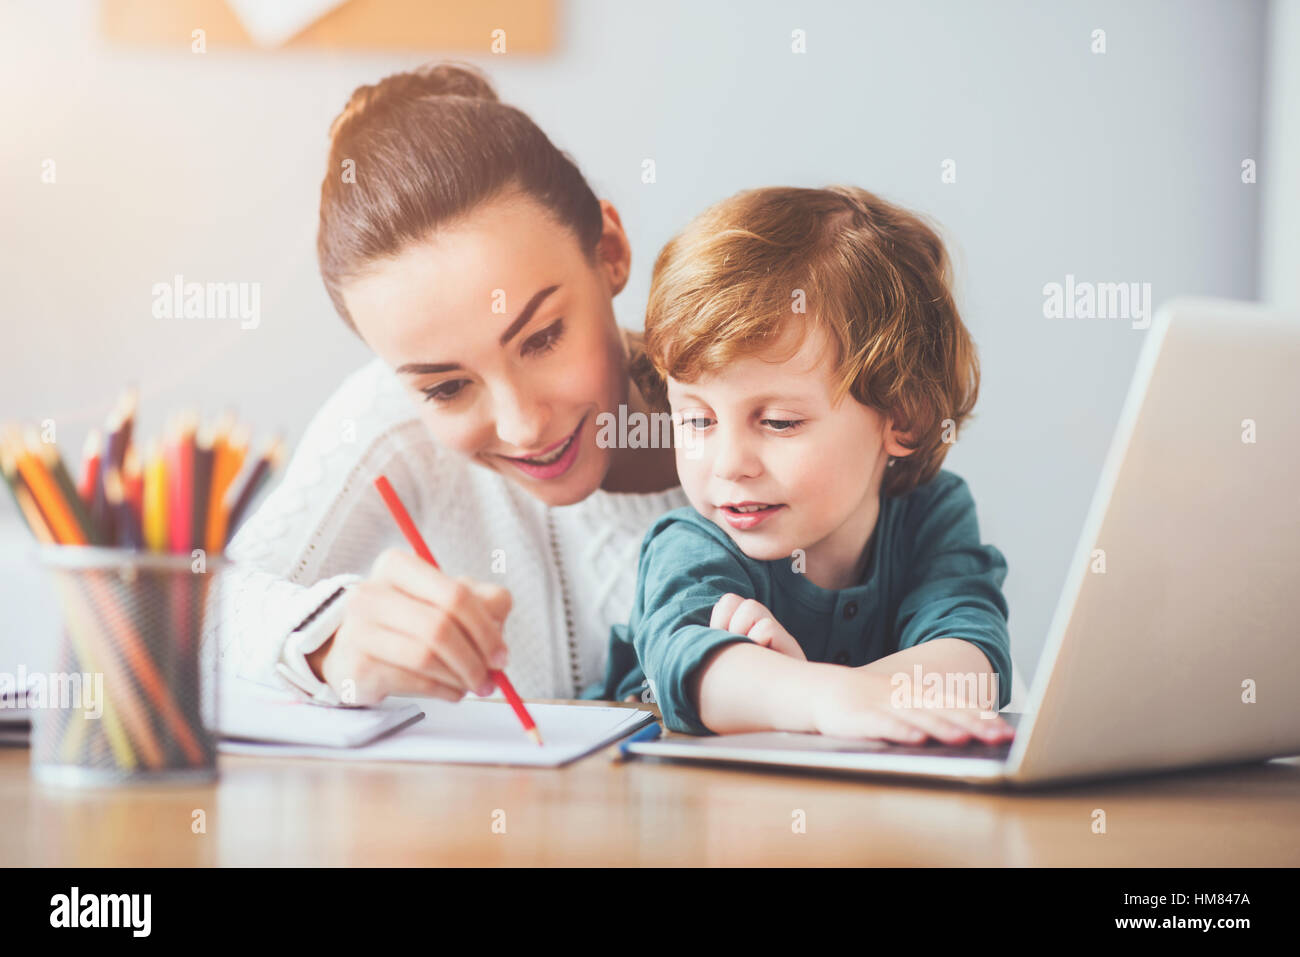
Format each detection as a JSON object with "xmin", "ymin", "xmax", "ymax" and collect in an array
[
  {"xmin": 632, "ymin": 521, "xmax": 803, "ymax": 734},
  {"xmin": 882, "ymin": 474, "xmax": 1013, "ymax": 709},
  {"xmin": 691, "ymin": 643, "xmax": 837, "ymax": 734}
]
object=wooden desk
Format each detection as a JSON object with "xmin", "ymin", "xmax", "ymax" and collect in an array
[{"xmin": 3, "ymin": 700, "xmax": 1299, "ymax": 866}]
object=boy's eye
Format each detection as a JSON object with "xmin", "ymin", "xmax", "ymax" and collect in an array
[
  {"xmin": 762, "ymin": 418, "xmax": 803, "ymax": 432},
  {"xmin": 521, "ymin": 319, "xmax": 564, "ymax": 356},
  {"xmin": 679, "ymin": 416, "xmax": 714, "ymax": 430},
  {"xmin": 422, "ymin": 379, "xmax": 469, "ymax": 403}
]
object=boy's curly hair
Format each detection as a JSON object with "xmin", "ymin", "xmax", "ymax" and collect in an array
[{"xmin": 644, "ymin": 185, "xmax": 979, "ymax": 497}]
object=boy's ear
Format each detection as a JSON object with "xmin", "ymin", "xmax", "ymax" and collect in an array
[
  {"xmin": 595, "ymin": 199, "xmax": 631, "ymax": 296},
  {"xmin": 882, "ymin": 414, "xmax": 919, "ymax": 459}
]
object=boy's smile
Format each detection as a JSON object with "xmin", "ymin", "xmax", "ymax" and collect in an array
[
  {"xmin": 667, "ymin": 324, "xmax": 914, "ymax": 591},
  {"xmin": 718, "ymin": 501, "xmax": 786, "ymax": 530}
]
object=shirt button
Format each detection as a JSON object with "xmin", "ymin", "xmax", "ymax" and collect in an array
[
  {"xmin": 843, "ymin": 601, "xmax": 858, "ymax": 620},
  {"xmin": 833, "ymin": 650, "xmax": 851, "ymax": 665}
]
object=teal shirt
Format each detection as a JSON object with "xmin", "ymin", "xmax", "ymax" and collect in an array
[{"xmin": 582, "ymin": 469, "xmax": 1012, "ymax": 734}]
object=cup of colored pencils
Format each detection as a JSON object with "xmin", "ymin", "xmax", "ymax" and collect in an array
[{"xmin": 0, "ymin": 388, "xmax": 284, "ymax": 787}]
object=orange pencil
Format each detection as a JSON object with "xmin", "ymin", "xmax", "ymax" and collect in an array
[
  {"xmin": 0, "ymin": 435, "xmax": 55, "ymax": 544},
  {"xmin": 205, "ymin": 415, "xmax": 243, "ymax": 554},
  {"xmin": 14, "ymin": 484, "xmax": 56, "ymax": 544},
  {"xmin": 35, "ymin": 433, "xmax": 99, "ymax": 545},
  {"xmin": 372, "ymin": 474, "xmax": 543, "ymax": 746},
  {"xmin": 12, "ymin": 428, "xmax": 87, "ymax": 545}
]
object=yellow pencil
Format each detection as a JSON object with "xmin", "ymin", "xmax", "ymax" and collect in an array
[{"xmin": 142, "ymin": 440, "xmax": 169, "ymax": 552}]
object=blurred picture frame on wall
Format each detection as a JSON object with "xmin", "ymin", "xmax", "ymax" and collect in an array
[{"xmin": 99, "ymin": 0, "xmax": 556, "ymax": 52}]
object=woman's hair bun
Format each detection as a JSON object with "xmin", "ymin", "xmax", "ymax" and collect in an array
[
  {"xmin": 405, "ymin": 62, "xmax": 498, "ymax": 101},
  {"xmin": 329, "ymin": 62, "xmax": 497, "ymax": 141}
]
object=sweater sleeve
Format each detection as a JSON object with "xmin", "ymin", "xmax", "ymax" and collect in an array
[
  {"xmin": 201, "ymin": 359, "xmax": 440, "ymax": 702},
  {"xmin": 892, "ymin": 473, "xmax": 1013, "ymax": 710},
  {"xmin": 630, "ymin": 518, "xmax": 763, "ymax": 735}
]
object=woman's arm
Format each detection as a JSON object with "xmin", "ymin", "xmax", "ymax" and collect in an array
[{"xmin": 204, "ymin": 358, "xmax": 505, "ymax": 703}]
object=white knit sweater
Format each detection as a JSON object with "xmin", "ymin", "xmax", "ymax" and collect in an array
[{"xmin": 206, "ymin": 357, "xmax": 687, "ymax": 704}]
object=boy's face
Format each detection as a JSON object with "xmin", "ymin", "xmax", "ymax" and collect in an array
[{"xmin": 667, "ymin": 325, "xmax": 902, "ymax": 585}]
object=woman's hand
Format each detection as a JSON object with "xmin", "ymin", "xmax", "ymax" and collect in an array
[
  {"xmin": 710, "ymin": 593, "xmax": 807, "ymax": 661},
  {"xmin": 810, "ymin": 667, "xmax": 1016, "ymax": 745},
  {"xmin": 306, "ymin": 547, "xmax": 512, "ymax": 705}
]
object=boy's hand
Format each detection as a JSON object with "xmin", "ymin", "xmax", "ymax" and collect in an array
[
  {"xmin": 710, "ymin": 593, "xmax": 807, "ymax": 661},
  {"xmin": 810, "ymin": 667, "xmax": 1016, "ymax": 745}
]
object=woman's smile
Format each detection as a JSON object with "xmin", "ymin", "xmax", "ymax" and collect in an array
[{"xmin": 496, "ymin": 413, "xmax": 587, "ymax": 480}]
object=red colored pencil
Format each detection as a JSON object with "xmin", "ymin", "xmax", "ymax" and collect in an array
[
  {"xmin": 166, "ymin": 413, "xmax": 195, "ymax": 554},
  {"xmin": 372, "ymin": 474, "xmax": 542, "ymax": 746},
  {"xmin": 77, "ymin": 429, "xmax": 101, "ymax": 503}
]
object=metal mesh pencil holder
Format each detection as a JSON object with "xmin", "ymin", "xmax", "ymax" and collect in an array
[{"xmin": 32, "ymin": 545, "xmax": 224, "ymax": 788}]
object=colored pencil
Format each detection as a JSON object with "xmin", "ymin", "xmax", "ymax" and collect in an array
[
  {"xmin": 103, "ymin": 467, "xmax": 141, "ymax": 550},
  {"xmin": 3, "ymin": 397, "xmax": 283, "ymax": 778},
  {"xmin": 223, "ymin": 435, "xmax": 283, "ymax": 543},
  {"xmin": 166, "ymin": 413, "xmax": 195, "ymax": 554},
  {"xmin": 206, "ymin": 418, "xmax": 246, "ymax": 553},
  {"xmin": 12, "ymin": 428, "xmax": 87, "ymax": 545},
  {"xmin": 50, "ymin": 575, "xmax": 139, "ymax": 770},
  {"xmin": 1, "ymin": 437, "xmax": 56, "ymax": 545},
  {"xmin": 190, "ymin": 423, "xmax": 214, "ymax": 552},
  {"xmin": 57, "ymin": 574, "xmax": 162, "ymax": 768},
  {"xmin": 77, "ymin": 429, "xmax": 101, "ymax": 503},
  {"xmin": 95, "ymin": 392, "xmax": 132, "ymax": 544},
  {"xmin": 109, "ymin": 385, "xmax": 137, "ymax": 471},
  {"xmin": 123, "ymin": 445, "xmax": 144, "ymax": 519},
  {"xmin": 372, "ymin": 474, "xmax": 543, "ymax": 746},
  {"xmin": 142, "ymin": 440, "xmax": 168, "ymax": 553},
  {"xmin": 36, "ymin": 432, "xmax": 100, "ymax": 545}
]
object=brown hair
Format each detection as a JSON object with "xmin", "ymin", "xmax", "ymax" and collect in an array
[
  {"xmin": 318, "ymin": 62, "xmax": 604, "ymax": 331},
  {"xmin": 644, "ymin": 185, "xmax": 979, "ymax": 497}
]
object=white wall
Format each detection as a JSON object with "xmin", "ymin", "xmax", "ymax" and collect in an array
[
  {"xmin": 0, "ymin": 0, "xmax": 1271, "ymax": 700},
  {"xmin": 1261, "ymin": 0, "xmax": 1300, "ymax": 305}
]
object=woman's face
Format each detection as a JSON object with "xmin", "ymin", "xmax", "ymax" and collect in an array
[{"xmin": 342, "ymin": 189, "xmax": 632, "ymax": 507}]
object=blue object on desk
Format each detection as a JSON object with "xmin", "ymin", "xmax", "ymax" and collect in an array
[{"xmin": 619, "ymin": 721, "xmax": 662, "ymax": 758}]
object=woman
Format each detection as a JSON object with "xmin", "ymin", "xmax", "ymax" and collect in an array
[{"xmin": 212, "ymin": 62, "xmax": 684, "ymax": 706}]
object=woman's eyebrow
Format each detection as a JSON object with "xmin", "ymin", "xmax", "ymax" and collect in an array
[
  {"xmin": 397, "ymin": 361, "xmax": 461, "ymax": 375},
  {"xmin": 396, "ymin": 284, "xmax": 562, "ymax": 376},
  {"xmin": 499, "ymin": 284, "xmax": 560, "ymax": 345}
]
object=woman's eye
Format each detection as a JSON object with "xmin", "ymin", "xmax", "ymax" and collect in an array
[
  {"xmin": 680, "ymin": 416, "xmax": 713, "ymax": 430},
  {"xmin": 763, "ymin": 418, "xmax": 803, "ymax": 432},
  {"xmin": 522, "ymin": 319, "xmax": 564, "ymax": 356},
  {"xmin": 422, "ymin": 380, "xmax": 469, "ymax": 403}
]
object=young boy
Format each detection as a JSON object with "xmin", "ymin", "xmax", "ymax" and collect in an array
[{"xmin": 587, "ymin": 186, "xmax": 1014, "ymax": 745}]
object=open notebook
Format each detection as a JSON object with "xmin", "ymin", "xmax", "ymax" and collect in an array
[{"xmin": 219, "ymin": 682, "xmax": 656, "ymax": 768}]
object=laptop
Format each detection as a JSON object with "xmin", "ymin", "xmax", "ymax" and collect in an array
[{"xmin": 627, "ymin": 297, "xmax": 1300, "ymax": 788}]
